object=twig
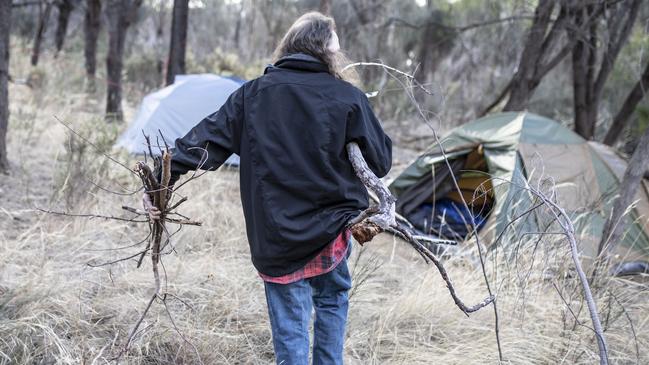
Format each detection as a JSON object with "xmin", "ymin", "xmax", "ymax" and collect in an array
[
  {"xmin": 112, "ymin": 137, "xmax": 202, "ymax": 359},
  {"xmin": 87, "ymin": 249, "xmax": 151, "ymax": 267},
  {"xmin": 610, "ymin": 292, "xmax": 640, "ymax": 365},
  {"xmin": 36, "ymin": 208, "xmax": 148, "ymax": 223},
  {"xmin": 53, "ymin": 116, "xmax": 137, "ymax": 176},
  {"xmin": 165, "ymin": 217, "xmax": 202, "ymax": 226},
  {"xmin": 121, "ymin": 205, "xmax": 146, "ymax": 215},
  {"xmin": 162, "ymin": 297, "xmax": 205, "ymax": 365}
]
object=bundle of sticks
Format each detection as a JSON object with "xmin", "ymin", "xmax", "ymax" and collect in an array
[{"xmin": 116, "ymin": 138, "xmax": 202, "ymax": 360}]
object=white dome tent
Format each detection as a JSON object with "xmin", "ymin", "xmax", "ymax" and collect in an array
[{"xmin": 115, "ymin": 74, "xmax": 244, "ymax": 166}]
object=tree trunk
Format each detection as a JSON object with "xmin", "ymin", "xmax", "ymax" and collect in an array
[
  {"xmin": 233, "ymin": 0, "xmax": 243, "ymax": 46},
  {"xmin": 105, "ymin": 0, "xmax": 142, "ymax": 121},
  {"xmin": 54, "ymin": 0, "xmax": 74, "ymax": 54},
  {"xmin": 165, "ymin": 0, "xmax": 189, "ymax": 86},
  {"xmin": 105, "ymin": 1, "xmax": 126, "ymax": 120},
  {"xmin": 0, "ymin": 0, "xmax": 11, "ymax": 173},
  {"xmin": 603, "ymin": 60, "xmax": 649, "ymax": 145},
  {"xmin": 570, "ymin": 3, "xmax": 597, "ymax": 140},
  {"xmin": 155, "ymin": 2, "xmax": 165, "ymax": 85},
  {"xmin": 84, "ymin": 0, "xmax": 101, "ymax": 90},
  {"xmin": 496, "ymin": 1, "xmax": 614, "ymax": 114},
  {"xmin": 501, "ymin": 0, "xmax": 557, "ymax": 111},
  {"xmin": 319, "ymin": 0, "xmax": 331, "ymax": 15},
  {"xmin": 597, "ymin": 126, "xmax": 649, "ymax": 261},
  {"xmin": 570, "ymin": 0, "xmax": 641, "ymax": 140},
  {"xmin": 592, "ymin": 0, "xmax": 641, "ymax": 111},
  {"xmin": 415, "ymin": 8, "xmax": 455, "ymax": 87},
  {"xmin": 31, "ymin": 1, "xmax": 53, "ymax": 66}
]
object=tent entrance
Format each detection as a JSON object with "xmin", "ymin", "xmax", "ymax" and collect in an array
[{"xmin": 396, "ymin": 146, "xmax": 494, "ymax": 240}]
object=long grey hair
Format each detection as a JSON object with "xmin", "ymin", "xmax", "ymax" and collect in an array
[{"xmin": 273, "ymin": 12, "xmax": 358, "ymax": 83}]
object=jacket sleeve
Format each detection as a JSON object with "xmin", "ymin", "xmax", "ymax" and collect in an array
[
  {"xmin": 167, "ymin": 86, "xmax": 244, "ymax": 185},
  {"xmin": 345, "ymin": 94, "xmax": 393, "ymax": 178}
]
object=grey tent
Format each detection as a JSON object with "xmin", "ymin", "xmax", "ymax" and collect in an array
[{"xmin": 115, "ymin": 74, "xmax": 244, "ymax": 166}]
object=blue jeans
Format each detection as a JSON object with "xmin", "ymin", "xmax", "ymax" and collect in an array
[{"xmin": 264, "ymin": 248, "xmax": 352, "ymax": 365}]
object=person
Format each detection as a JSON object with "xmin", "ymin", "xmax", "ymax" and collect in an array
[{"xmin": 143, "ymin": 11, "xmax": 392, "ymax": 365}]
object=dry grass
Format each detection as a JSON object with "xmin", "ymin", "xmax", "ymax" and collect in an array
[{"xmin": 1, "ymin": 47, "xmax": 648, "ymax": 365}]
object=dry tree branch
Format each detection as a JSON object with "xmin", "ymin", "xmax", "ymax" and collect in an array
[
  {"xmin": 489, "ymin": 175, "xmax": 610, "ymax": 365},
  {"xmin": 108, "ymin": 138, "xmax": 205, "ymax": 361},
  {"xmin": 609, "ymin": 292, "xmax": 640, "ymax": 365},
  {"xmin": 87, "ymin": 249, "xmax": 151, "ymax": 268},
  {"xmin": 530, "ymin": 188, "xmax": 609, "ymax": 365},
  {"xmin": 343, "ymin": 61, "xmax": 504, "ymax": 358},
  {"xmin": 53, "ymin": 116, "xmax": 137, "ymax": 176},
  {"xmin": 383, "ymin": 15, "xmax": 534, "ymax": 32},
  {"xmin": 119, "ymin": 150, "xmax": 172, "ymax": 358},
  {"xmin": 36, "ymin": 208, "xmax": 148, "ymax": 223},
  {"xmin": 345, "ymin": 142, "xmax": 494, "ymax": 315}
]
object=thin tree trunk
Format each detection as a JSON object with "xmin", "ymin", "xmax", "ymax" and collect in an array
[
  {"xmin": 84, "ymin": 0, "xmax": 101, "ymax": 90},
  {"xmin": 415, "ymin": 5, "xmax": 455, "ymax": 91},
  {"xmin": 319, "ymin": 0, "xmax": 331, "ymax": 15},
  {"xmin": 0, "ymin": 0, "xmax": 11, "ymax": 173},
  {"xmin": 31, "ymin": 1, "xmax": 53, "ymax": 66},
  {"xmin": 597, "ymin": 126, "xmax": 649, "ymax": 262},
  {"xmin": 603, "ymin": 60, "xmax": 649, "ymax": 145},
  {"xmin": 497, "ymin": 1, "xmax": 607, "ymax": 113},
  {"xmin": 570, "ymin": 3, "xmax": 597, "ymax": 140},
  {"xmin": 502, "ymin": 0, "xmax": 556, "ymax": 111},
  {"xmin": 592, "ymin": 0, "xmax": 641, "ymax": 109},
  {"xmin": 105, "ymin": 1, "xmax": 126, "ymax": 120},
  {"xmin": 54, "ymin": 0, "xmax": 74, "ymax": 54},
  {"xmin": 233, "ymin": 1, "xmax": 243, "ymax": 47},
  {"xmin": 105, "ymin": 0, "xmax": 142, "ymax": 121},
  {"xmin": 156, "ymin": 2, "xmax": 165, "ymax": 85},
  {"xmin": 570, "ymin": 0, "xmax": 640, "ymax": 140},
  {"xmin": 165, "ymin": 0, "xmax": 189, "ymax": 86}
]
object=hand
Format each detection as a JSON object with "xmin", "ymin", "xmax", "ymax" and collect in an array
[{"xmin": 142, "ymin": 192, "xmax": 161, "ymax": 220}]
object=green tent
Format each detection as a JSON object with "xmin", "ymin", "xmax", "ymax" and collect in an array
[{"xmin": 389, "ymin": 112, "xmax": 649, "ymax": 271}]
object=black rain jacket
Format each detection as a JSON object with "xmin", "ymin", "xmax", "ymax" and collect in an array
[{"xmin": 168, "ymin": 53, "xmax": 392, "ymax": 276}]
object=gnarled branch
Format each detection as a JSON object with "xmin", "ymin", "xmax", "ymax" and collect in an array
[{"xmin": 345, "ymin": 142, "xmax": 495, "ymax": 315}]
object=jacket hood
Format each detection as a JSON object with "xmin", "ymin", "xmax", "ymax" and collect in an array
[{"xmin": 264, "ymin": 53, "xmax": 330, "ymax": 74}]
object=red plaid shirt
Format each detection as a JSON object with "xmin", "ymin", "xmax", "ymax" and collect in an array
[{"xmin": 259, "ymin": 229, "xmax": 351, "ymax": 284}]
